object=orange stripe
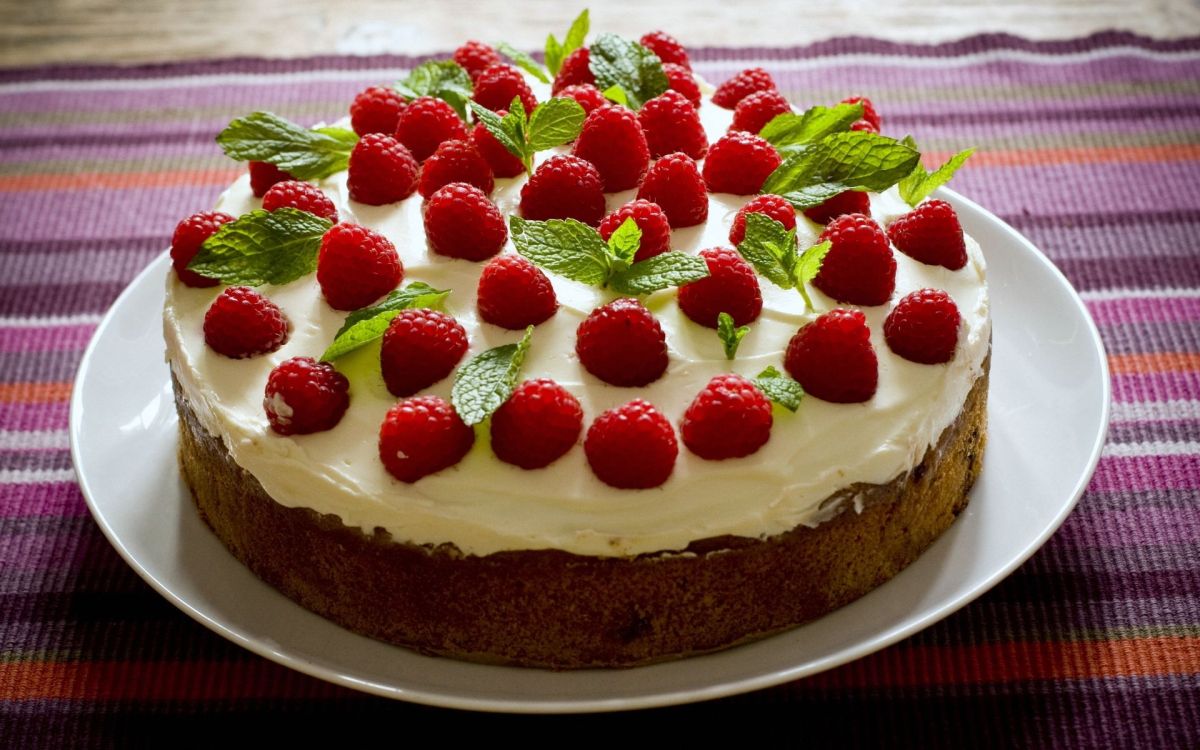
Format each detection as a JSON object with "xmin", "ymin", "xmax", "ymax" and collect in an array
[
  {"xmin": 927, "ymin": 144, "xmax": 1200, "ymax": 168},
  {"xmin": 0, "ymin": 382, "xmax": 72, "ymax": 403},
  {"xmin": 0, "ymin": 168, "xmax": 241, "ymax": 192},
  {"xmin": 1108, "ymin": 352, "xmax": 1200, "ymax": 375}
]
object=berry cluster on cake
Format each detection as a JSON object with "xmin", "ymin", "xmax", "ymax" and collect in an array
[{"xmin": 164, "ymin": 12, "xmax": 990, "ymax": 668}]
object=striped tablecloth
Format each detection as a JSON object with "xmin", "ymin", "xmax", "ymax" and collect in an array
[{"xmin": 2, "ymin": 32, "xmax": 1198, "ymax": 745}]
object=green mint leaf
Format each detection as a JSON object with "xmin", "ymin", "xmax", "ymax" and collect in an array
[
  {"xmin": 215, "ymin": 112, "xmax": 357, "ymax": 180},
  {"xmin": 497, "ymin": 42, "xmax": 550, "ymax": 83},
  {"xmin": 759, "ymin": 102, "xmax": 862, "ymax": 151},
  {"xmin": 452, "ymin": 326, "xmax": 534, "ymax": 426},
  {"xmin": 761, "ymin": 131, "xmax": 921, "ymax": 209},
  {"xmin": 898, "ymin": 142, "xmax": 975, "ymax": 207},
  {"xmin": 795, "ymin": 239, "xmax": 832, "ymax": 312},
  {"xmin": 753, "ymin": 366, "xmax": 805, "ymax": 412},
  {"xmin": 737, "ymin": 213, "xmax": 800, "ymax": 290},
  {"xmin": 609, "ymin": 251, "xmax": 709, "ymax": 295},
  {"xmin": 602, "ymin": 85, "xmax": 630, "ymax": 107},
  {"xmin": 526, "ymin": 97, "xmax": 586, "ymax": 150},
  {"xmin": 544, "ymin": 34, "xmax": 564, "ymax": 77},
  {"xmin": 510, "ymin": 216, "xmax": 611, "ymax": 286},
  {"xmin": 469, "ymin": 102, "xmax": 529, "ymax": 168},
  {"xmin": 587, "ymin": 33, "xmax": 668, "ymax": 110},
  {"xmin": 395, "ymin": 60, "xmax": 473, "ymax": 119},
  {"xmin": 606, "ymin": 217, "xmax": 642, "ymax": 264},
  {"xmin": 544, "ymin": 9, "xmax": 589, "ymax": 75},
  {"xmin": 188, "ymin": 207, "xmax": 332, "ymax": 286},
  {"xmin": 717, "ymin": 312, "xmax": 750, "ymax": 360},
  {"xmin": 320, "ymin": 282, "xmax": 451, "ymax": 362}
]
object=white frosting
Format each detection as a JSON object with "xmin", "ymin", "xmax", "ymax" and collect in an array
[{"xmin": 163, "ymin": 95, "xmax": 990, "ymax": 558}]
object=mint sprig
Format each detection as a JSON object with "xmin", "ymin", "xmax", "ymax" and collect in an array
[
  {"xmin": 496, "ymin": 42, "xmax": 551, "ymax": 84},
  {"xmin": 470, "ymin": 97, "xmax": 585, "ymax": 173},
  {"xmin": 737, "ymin": 214, "xmax": 830, "ymax": 313},
  {"xmin": 717, "ymin": 313, "xmax": 749, "ymax": 360},
  {"xmin": 188, "ymin": 207, "xmax": 332, "ymax": 286},
  {"xmin": 602, "ymin": 85, "xmax": 629, "ymax": 107},
  {"xmin": 395, "ymin": 60, "xmax": 473, "ymax": 119},
  {"xmin": 897, "ymin": 136, "xmax": 975, "ymax": 207},
  {"xmin": 320, "ymin": 282, "xmax": 451, "ymax": 362},
  {"xmin": 753, "ymin": 366, "xmax": 804, "ymax": 412},
  {"xmin": 587, "ymin": 33, "xmax": 668, "ymax": 109},
  {"xmin": 759, "ymin": 102, "xmax": 863, "ymax": 154},
  {"xmin": 216, "ymin": 112, "xmax": 358, "ymax": 180},
  {"xmin": 760, "ymin": 131, "xmax": 921, "ymax": 210},
  {"xmin": 544, "ymin": 9, "xmax": 590, "ymax": 76},
  {"xmin": 451, "ymin": 326, "xmax": 534, "ymax": 426}
]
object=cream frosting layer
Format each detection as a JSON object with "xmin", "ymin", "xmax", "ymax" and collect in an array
[{"xmin": 163, "ymin": 97, "xmax": 990, "ymax": 557}]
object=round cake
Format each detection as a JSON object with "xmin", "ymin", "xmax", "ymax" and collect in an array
[{"xmin": 163, "ymin": 29, "xmax": 990, "ymax": 668}]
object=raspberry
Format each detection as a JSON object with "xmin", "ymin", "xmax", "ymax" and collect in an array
[
  {"xmin": 712, "ymin": 67, "xmax": 777, "ymax": 109},
  {"xmin": 677, "ymin": 246, "xmax": 763, "ymax": 328},
  {"xmin": 884, "ymin": 288, "xmax": 962, "ymax": 364},
  {"xmin": 380, "ymin": 309, "xmax": 468, "ymax": 397},
  {"xmin": 886, "ymin": 199, "xmax": 968, "ymax": 271},
  {"xmin": 636, "ymin": 153, "xmax": 707, "ymax": 228},
  {"xmin": 378, "ymin": 395, "xmax": 474, "ymax": 483},
  {"xmin": 731, "ymin": 89, "xmax": 792, "ymax": 134},
  {"xmin": 418, "ymin": 139, "xmax": 494, "ymax": 198},
  {"xmin": 263, "ymin": 357, "xmax": 350, "ymax": 436},
  {"xmin": 519, "ymin": 154, "xmax": 606, "ymax": 225},
  {"xmin": 393, "ymin": 96, "xmax": 468, "ymax": 162},
  {"xmin": 802, "ymin": 189, "xmax": 870, "ymax": 225},
  {"xmin": 663, "ymin": 63, "xmax": 701, "ymax": 108},
  {"xmin": 729, "ymin": 194, "xmax": 796, "ymax": 246},
  {"xmin": 350, "ymin": 85, "xmax": 407, "ymax": 136},
  {"xmin": 551, "ymin": 47, "xmax": 594, "ymax": 94},
  {"xmin": 471, "ymin": 114, "xmax": 526, "ymax": 178},
  {"xmin": 555, "ymin": 84, "xmax": 608, "ymax": 114},
  {"xmin": 703, "ymin": 131, "xmax": 781, "ymax": 195},
  {"xmin": 261, "ymin": 180, "xmax": 338, "ymax": 222},
  {"xmin": 784, "ymin": 308, "xmax": 878, "ymax": 403},
  {"xmin": 473, "ymin": 64, "xmax": 538, "ymax": 114},
  {"xmin": 476, "ymin": 254, "xmax": 557, "ymax": 329},
  {"xmin": 424, "ymin": 183, "xmax": 508, "ymax": 261},
  {"xmin": 575, "ymin": 298, "xmax": 667, "ymax": 387},
  {"xmin": 317, "ymin": 222, "xmax": 403, "ymax": 311},
  {"xmin": 841, "ymin": 95, "xmax": 881, "ymax": 131},
  {"xmin": 639, "ymin": 31, "xmax": 691, "ymax": 69},
  {"xmin": 814, "ymin": 213, "xmax": 896, "ymax": 306},
  {"xmin": 203, "ymin": 286, "xmax": 289, "ymax": 359},
  {"xmin": 572, "ymin": 105, "xmax": 650, "ymax": 192},
  {"xmin": 454, "ymin": 40, "xmax": 501, "ymax": 80},
  {"xmin": 680, "ymin": 374, "xmax": 773, "ymax": 460},
  {"xmin": 638, "ymin": 90, "xmax": 707, "ymax": 160},
  {"xmin": 347, "ymin": 133, "xmax": 419, "ymax": 205},
  {"xmin": 491, "ymin": 378, "xmax": 583, "ymax": 469},
  {"xmin": 584, "ymin": 399, "xmax": 677, "ymax": 489},
  {"xmin": 248, "ymin": 161, "xmax": 292, "ymax": 198},
  {"xmin": 170, "ymin": 210, "xmax": 234, "ymax": 288},
  {"xmin": 598, "ymin": 199, "xmax": 671, "ymax": 262},
  {"xmin": 849, "ymin": 119, "xmax": 878, "ymax": 134}
]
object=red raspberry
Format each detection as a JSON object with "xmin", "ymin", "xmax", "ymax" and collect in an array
[
  {"xmin": 261, "ymin": 180, "xmax": 338, "ymax": 222},
  {"xmin": 476, "ymin": 254, "xmax": 558, "ymax": 329},
  {"xmin": 378, "ymin": 395, "xmax": 474, "ymax": 483},
  {"xmin": 350, "ymin": 85, "xmax": 407, "ymax": 136},
  {"xmin": 712, "ymin": 67, "xmax": 777, "ymax": 109},
  {"xmin": 598, "ymin": 199, "xmax": 671, "ymax": 262},
  {"xmin": 379, "ymin": 309, "xmax": 468, "ymax": 397},
  {"xmin": 814, "ymin": 213, "xmax": 896, "ymax": 306},
  {"xmin": 491, "ymin": 378, "xmax": 583, "ymax": 469},
  {"xmin": 884, "ymin": 288, "xmax": 962, "ymax": 365},
  {"xmin": 636, "ymin": 153, "xmax": 707, "ymax": 228},
  {"xmin": 263, "ymin": 357, "xmax": 350, "ymax": 436},
  {"xmin": 886, "ymin": 199, "xmax": 968, "ymax": 271},
  {"xmin": 731, "ymin": 89, "xmax": 792, "ymax": 134},
  {"xmin": 555, "ymin": 84, "xmax": 608, "ymax": 115},
  {"xmin": 170, "ymin": 210, "xmax": 234, "ymax": 288},
  {"xmin": 784, "ymin": 308, "xmax": 878, "ymax": 403},
  {"xmin": 317, "ymin": 222, "xmax": 403, "ymax": 310},
  {"xmin": 519, "ymin": 154, "xmax": 606, "ymax": 225},
  {"xmin": 680, "ymin": 374, "xmax": 773, "ymax": 460},
  {"xmin": 418, "ymin": 139, "xmax": 494, "ymax": 198},
  {"xmin": 454, "ymin": 40, "xmax": 501, "ymax": 80},
  {"xmin": 575, "ymin": 298, "xmax": 668, "ymax": 387},
  {"xmin": 248, "ymin": 161, "xmax": 292, "ymax": 198},
  {"xmin": 424, "ymin": 183, "xmax": 508, "ymax": 261},
  {"xmin": 585, "ymin": 400, "xmax": 677, "ymax": 489},
  {"xmin": 677, "ymin": 246, "xmax": 763, "ymax": 328},
  {"xmin": 703, "ymin": 131, "xmax": 781, "ymax": 195},
  {"xmin": 638, "ymin": 90, "xmax": 707, "ymax": 160},
  {"xmin": 663, "ymin": 63, "xmax": 701, "ymax": 108},
  {"xmin": 841, "ymin": 95, "xmax": 881, "ymax": 131},
  {"xmin": 473, "ymin": 64, "xmax": 538, "ymax": 115},
  {"xmin": 393, "ymin": 96, "xmax": 467, "ymax": 162},
  {"xmin": 572, "ymin": 105, "xmax": 650, "ymax": 192},
  {"xmin": 639, "ymin": 31, "xmax": 691, "ymax": 69},
  {"xmin": 802, "ymin": 189, "xmax": 870, "ymax": 225},
  {"xmin": 551, "ymin": 47, "xmax": 594, "ymax": 94},
  {"xmin": 203, "ymin": 286, "xmax": 289, "ymax": 359},
  {"xmin": 850, "ymin": 119, "xmax": 878, "ymax": 134},
  {"xmin": 729, "ymin": 194, "xmax": 796, "ymax": 245},
  {"xmin": 470, "ymin": 114, "xmax": 526, "ymax": 178},
  {"xmin": 347, "ymin": 133, "xmax": 419, "ymax": 205}
]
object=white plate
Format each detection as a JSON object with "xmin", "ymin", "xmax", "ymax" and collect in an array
[{"xmin": 70, "ymin": 190, "xmax": 1110, "ymax": 713}]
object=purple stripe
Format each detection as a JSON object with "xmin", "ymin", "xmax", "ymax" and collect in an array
[
  {"xmin": 1085, "ymin": 488, "xmax": 1200, "ymax": 512},
  {"xmin": 1063, "ymin": 506, "xmax": 1200, "ymax": 546},
  {"xmin": 0, "ymin": 402, "xmax": 69, "ymax": 431},
  {"xmin": 0, "ymin": 325, "xmax": 95, "ymax": 353},
  {"xmin": 1087, "ymin": 297, "xmax": 1200, "ymax": 326},
  {"xmin": 0, "ymin": 351, "xmax": 83, "ymax": 382},
  {"xmin": 1089, "ymin": 455, "xmax": 1200, "ymax": 491},
  {"xmin": 0, "ymin": 186, "xmax": 220, "ymax": 241},
  {"xmin": 1094, "ymin": 320, "xmax": 1200, "ymax": 356},
  {"xmin": 0, "ymin": 450, "xmax": 72, "ymax": 472},
  {"xmin": 0, "ymin": 282, "xmax": 132, "ymax": 318},
  {"xmin": 1112, "ymin": 372, "xmax": 1200, "ymax": 403},
  {"xmin": 0, "ymin": 483, "xmax": 88, "ymax": 517},
  {"xmin": 1107, "ymin": 421, "xmax": 1200, "ymax": 445},
  {"xmin": 0, "ymin": 236, "xmax": 167, "ymax": 256},
  {"xmin": 1012, "ymin": 219, "xmax": 1200, "ymax": 265}
]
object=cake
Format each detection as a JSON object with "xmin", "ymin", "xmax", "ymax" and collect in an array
[{"xmin": 163, "ymin": 25, "xmax": 990, "ymax": 668}]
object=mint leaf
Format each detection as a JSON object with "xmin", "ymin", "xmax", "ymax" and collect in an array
[
  {"xmin": 497, "ymin": 42, "xmax": 550, "ymax": 84},
  {"xmin": 510, "ymin": 216, "xmax": 611, "ymax": 285},
  {"xmin": 759, "ymin": 102, "xmax": 862, "ymax": 152},
  {"xmin": 395, "ymin": 60, "xmax": 473, "ymax": 119},
  {"xmin": 526, "ymin": 97, "xmax": 586, "ymax": 150},
  {"xmin": 216, "ymin": 112, "xmax": 358, "ymax": 180},
  {"xmin": 188, "ymin": 207, "xmax": 331, "ymax": 286},
  {"xmin": 469, "ymin": 101, "xmax": 528, "ymax": 168},
  {"xmin": 761, "ymin": 131, "xmax": 921, "ymax": 209},
  {"xmin": 452, "ymin": 326, "xmax": 534, "ymax": 426},
  {"xmin": 606, "ymin": 217, "xmax": 641, "ymax": 264},
  {"xmin": 588, "ymin": 33, "xmax": 668, "ymax": 109},
  {"xmin": 795, "ymin": 240, "xmax": 832, "ymax": 312},
  {"xmin": 320, "ymin": 282, "xmax": 451, "ymax": 362},
  {"xmin": 898, "ymin": 138, "xmax": 975, "ymax": 207},
  {"xmin": 602, "ymin": 85, "xmax": 629, "ymax": 107},
  {"xmin": 609, "ymin": 251, "xmax": 709, "ymax": 295},
  {"xmin": 737, "ymin": 213, "xmax": 799, "ymax": 290},
  {"xmin": 545, "ymin": 9, "xmax": 590, "ymax": 75},
  {"xmin": 717, "ymin": 312, "xmax": 750, "ymax": 360},
  {"xmin": 753, "ymin": 366, "xmax": 804, "ymax": 412}
]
